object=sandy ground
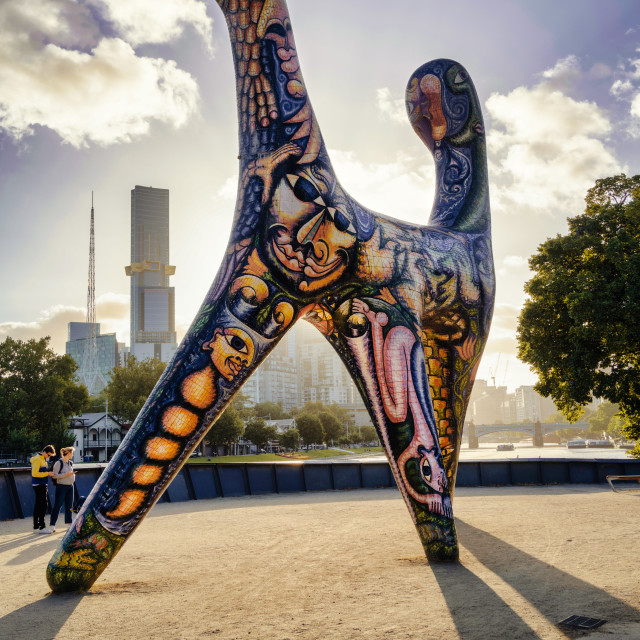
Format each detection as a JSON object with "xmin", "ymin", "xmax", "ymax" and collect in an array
[{"xmin": 0, "ymin": 485, "xmax": 638, "ymax": 640}]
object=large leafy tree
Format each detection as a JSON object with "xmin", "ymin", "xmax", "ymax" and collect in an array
[
  {"xmin": 279, "ymin": 428, "xmax": 300, "ymax": 451},
  {"xmin": 251, "ymin": 401, "xmax": 288, "ymax": 420},
  {"xmin": 295, "ymin": 413, "xmax": 324, "ymax": 446},
  {"xmin": 317, "ymin": 411, "xmax": 343, "ymax": 444},
  {"xmin": 243, "ymin": 417, "xmax": 278, "ymax": 451},
  {"xmin": 205, "ymin": 406, "xmax": 244, "ymax": 453},
  {"xmin": 517, "ymin": 174, "xmax": 640, "ymax": 455},
  {"xmin": 105, "ymin": 356, "xmax": 166, "ymax": 423},
  {"xmin": 0, "ymin": 337, "xmax": 88, "ymax": 456}
]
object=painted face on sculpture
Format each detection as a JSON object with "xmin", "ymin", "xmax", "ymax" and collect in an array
[
  {"xmin": 203, "ymin": 327, "xmax": 255, "ymax": 381},
  {"xmin": 265, "ymin": 165, "xmax": 357, "ymax": 293}
]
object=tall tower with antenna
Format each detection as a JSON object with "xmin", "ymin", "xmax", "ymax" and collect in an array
[{"xmin": 80, "ymin": 193, "xmax": 106, "ymax": 395}]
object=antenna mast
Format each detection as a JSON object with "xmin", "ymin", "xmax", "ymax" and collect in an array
[{"xmin": 80, "ymin": 192, "xmax": 106, "ymax": 395}]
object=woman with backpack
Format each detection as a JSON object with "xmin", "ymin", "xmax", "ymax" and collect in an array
[{"xmin": 49, "ymin": 447, "xmax": 76, "ymax": 532}]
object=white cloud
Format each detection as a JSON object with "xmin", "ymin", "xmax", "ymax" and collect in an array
[
  {"xmin": 486, "ymin": 83, "xmax": 621, "ymax": 215},
  {"xmin": 376, "ymin": 87, "xmax": 407, "ymax": 124},
  {"xmin": 0, "ymin": 305, "xmax": 85, "ymax": 354},
  {"xmin": 329, "ymin": 149, "xmax": 435, "ymax": 224},
  {"xmin": 503, "ymin": 255, "xmax": 528, "ymax": 268},
  {"xmin": 497, "ymin": 255, "xmax": 531, "ymax": 278},
  {"xmin": 0, "ymin": 0, "xmax": 202, "ymax": 147},
  {"xmin": 89, "ymin": 0, "xmax": 213, "ymax": 50},
  {"xmin": 608, "ymin": 52, "xmax": 640, "ymax": 128},
  {"xmin": 0, "ymin": 295, "xmax": 129, "ymax": 354},
  {"xmin": 611, "ymin": 79, "xmax": 634, "ymax": 98},
  {"xmin": 217, "ymin": 174, "xmax": 239, "ymax": 200},
  {"xmin": 540, "ymin": 54, "xmax": 581, "ymax": 88}
]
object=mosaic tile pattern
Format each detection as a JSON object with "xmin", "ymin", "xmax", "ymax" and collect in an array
[{"xmin": 48, "ymin": 0, "xmax": 494, "ymax": 592}]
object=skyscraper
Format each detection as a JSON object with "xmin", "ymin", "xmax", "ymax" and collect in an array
[{"xmin": 126, "ymin": 186, "xmax": 177, "ymax": 362}]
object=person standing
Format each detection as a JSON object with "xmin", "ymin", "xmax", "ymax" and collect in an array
[
  {"xmin": 49, "ymin": 447, "xmax": 77, "ymax": 532},
  {"xmin": 30, "ymin": 445, "xmax": 55, "ymax": 534}
]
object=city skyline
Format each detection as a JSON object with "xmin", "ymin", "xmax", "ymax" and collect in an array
[{"xmin": 1, "ymin": 0, "xmax": 639, "ymax": 392}]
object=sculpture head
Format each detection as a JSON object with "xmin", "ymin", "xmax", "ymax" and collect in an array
[
  {"xmin": 406, "ymin": 59, "xmax": 484, "ymax": 152},
  {"xmin": 203, "ymin": 326, "xmax": 255, "ymax": 381},
  {"xmin": 264, "ymin": 162, "xmax": 357, "ymax": 294}
]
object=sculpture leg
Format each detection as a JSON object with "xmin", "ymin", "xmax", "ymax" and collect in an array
[
  {"xmin": 330, "ymin": 298, "xmax": 458, "ymax": 561},
  {"xmin": 47, "ymin": 259, "xmax": 298, "ymax": 592}
]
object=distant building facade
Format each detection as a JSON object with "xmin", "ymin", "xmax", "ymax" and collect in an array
[
  {"xmin": 126, "ymin": 186, "xmax": 177, "ymax": 363},
  {"xmin": 466, "ymin": 379, "xmax": 558, "ymax": 425},
  {"xmin": 68, "ymin": 413, "xmax": 126, "ymax": 463},
  {"xmin": 65, "ymin": 322, "xmax": 119, "ymax": 394},
  {"xmin": 296, "ymin": 322, "xmax": 358, "ymax": 406},
  {"xmin": 242, "ymin": 331, "xmax": 298, "ymax": 413},
  {"xmin": 514, "ymin": 385, "xmax": 556, "ymax": 423}
]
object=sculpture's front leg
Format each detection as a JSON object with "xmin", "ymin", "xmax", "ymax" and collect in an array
[{"xmin": 47, "ymin": 248, "xmax": 298, "ymax": 592}]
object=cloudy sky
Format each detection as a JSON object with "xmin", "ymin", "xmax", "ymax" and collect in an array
[{"xmin": 1, "ymin": 0, "xmax": 639, "ymax": 392}]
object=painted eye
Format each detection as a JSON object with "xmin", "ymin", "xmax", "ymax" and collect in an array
[
  {"xmin": 454, "ymin": 70, "xmax": 468, "ymax": 84},
  {"xmin": 334, "ymin": 209, "xmax": 354, "ymax": 233},
  {"xmin": 289, "ymin": 175, "xmax": 320, "ymax": 203},
  {"xmin": 228, "ymin": 335, "xmax": 248, "ymax": 353}
]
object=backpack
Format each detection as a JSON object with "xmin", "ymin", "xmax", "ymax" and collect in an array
[{"xmin": 52, "ymin": 459, "xmax": 66, "ymax": 486}]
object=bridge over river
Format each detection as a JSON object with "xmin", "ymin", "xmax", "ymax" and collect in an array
[{"xmin": 467, "ymin": 422, "xmax": 589, "ymax": 448}]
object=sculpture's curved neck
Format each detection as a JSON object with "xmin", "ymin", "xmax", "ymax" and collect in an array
[
  {"xmin": 216, "ymin": 0, "xmax": 326, "ymax": 167},
  {"xmin": 405, "ymin": 60, "xmax": 490, "ymax": 235}
]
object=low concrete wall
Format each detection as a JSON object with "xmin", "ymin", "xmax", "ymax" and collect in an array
[{"xmin": 2, "ymin": 457, "xmax": 639, "ymax": 521}]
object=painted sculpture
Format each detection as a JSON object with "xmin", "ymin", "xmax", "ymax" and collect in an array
[{"xmin": 48, "ymin": 0, "xmax": 494, "ymax": 592}]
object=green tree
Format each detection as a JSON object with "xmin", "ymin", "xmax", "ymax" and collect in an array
[
  {"xmin": 251, "ymin": 401, "xmax": 288, "ymax": 420},
  {"xmin": 589, "ymin": 402, "xmax": 619, "ymax": 434},
  {"xmin": 293, "ymin": 401, "xmax": 326, "ymax": 417},
  {"xmin": 206, "ymin": 406, "xmax": 244, "ymax": 454},
  {"xmin": 87, "ymin": 388, "xmax": 108, "ymax": 413},
  {"xmin": 317, "ymin": 411, "xmax": 343, "ymax": 444},
  {"xmin": 358, "ymin": 425, "xmax": 379, "ymax": 444},
  {"xmin": 279, "ymin": 428, "xmax": 300, "ymax": 451},
  {"xmin": 517, "ymin": 174, "xmax": 640, "ymax": 456},
  {"xmin": 243, "ymin": 417, "xmax": 278, "ymax": 451},
  {"xmin": 105, "ymin": 356, "xmax": 166, "ymax": 423},
  {"xmin": 295, "ymin": 413, "xmax": 324, "ymax": 446},
  {"xmin": 0, "ymin": 337, "xmax": 88, "ymax": 455}
]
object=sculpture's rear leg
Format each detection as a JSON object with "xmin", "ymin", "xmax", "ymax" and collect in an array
[{"xmin": 322, "ymin": 298, "xmax": 459, "ymax": 561}]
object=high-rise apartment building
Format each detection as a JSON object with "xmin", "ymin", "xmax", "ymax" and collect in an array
[
  {"xmin": 126, "ymin": 186, "xmax": 177, "ymax": 363},
  {"xmin": 242, "ymin": 331, "xmax": 299, "ymax": 413},
  {"xmin": 296, "ymin": 322, "xmax": 358, "ymax": 407}
]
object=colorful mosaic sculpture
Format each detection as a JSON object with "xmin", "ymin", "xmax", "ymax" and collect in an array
[{"xmin": 48, "ymin": 0, "xmax": 494, "ymax": 592}]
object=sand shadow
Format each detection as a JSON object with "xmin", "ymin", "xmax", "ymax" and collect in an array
[
  {"xmin": 429, "ymin": 560, "xmax": 542, "ymax": 639},
  {"xmin": 0, "ymin": 592, "xmax": 83, "ymax": 640},
  {"xmin": 6, "ymin": 535, "xmax": 61, "ymax": 566},
  {"xmin": 433, "ymin": 519, "xmax": 640, "ymax": 637}
]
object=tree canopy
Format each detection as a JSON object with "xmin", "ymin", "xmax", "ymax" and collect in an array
[
  {"xmin": 0, "ymin": 337, "xmax": 88, "ymax": 457},
  {"xmin": 243, "ymin": 417, "xmax": 278, "ymax": 450},
  {"xmin": 279, "ymin": 428, "xmax": 300, "ymax": 451},
  {"xmin": 316, "ymin": 411, "xmax": 343, "ymax": 444},
  {"xmin": 105, "ymin": 356, "xmax": 166, "ymax": 423},
  {"xmin": 251, "ymin": 401, "xmax": 289, "ymax": 420},
  {"xmin": 294, "ymin": 413, "xmax": 324, "ymax": 446},
  {"xmin": 517, "ymin": 174, "xmax": 640, "ymax": 455},
  {"xmin": 205, "ymin": 405, "xmax": 244, "ymax": 451}
]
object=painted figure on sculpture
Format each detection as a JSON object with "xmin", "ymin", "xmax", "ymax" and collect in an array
[{"xmin": 47, "ymin": 0, "xmax": 494, "ymax": 592}]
